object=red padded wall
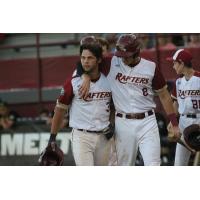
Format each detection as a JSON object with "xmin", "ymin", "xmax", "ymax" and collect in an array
[{"xmin": 1, "ymin": 48, "xmax": 200, "ymax": 117}]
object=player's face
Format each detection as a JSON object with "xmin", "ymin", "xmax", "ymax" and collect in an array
[
  {"xmin": 81, "ymin": 50, "xmax": 99, "ymax": 73},
  {"xmin": 173, "ymin": 61, "xmax": 183, "ymax": 75}
]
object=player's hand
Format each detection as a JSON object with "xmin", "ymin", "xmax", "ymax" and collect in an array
[
  {"xmin": 49, "ymin": 141, "xmax": 57, "ymax": 151},
  {"xmin": 167, "ymin": 122, "xmax": 181, "ymax": 142},
  {"xmin": 79, "ymin": 74, "xmax": 91, "ymax": 99}
]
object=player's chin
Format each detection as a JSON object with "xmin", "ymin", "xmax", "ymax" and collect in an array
[
  {"xmin": 123, "ymin": 61, "xmax": 132, "ymax": 66},
  {"xmin": 83, "ymin": 66, "xmax": 92, "ymax": 72},
  {"xmin": 122, "ymin": 58, "xmax": 133, "ymax": 65}
]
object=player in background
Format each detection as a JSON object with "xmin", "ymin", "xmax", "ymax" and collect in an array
[
  {"xmin": 48, "ymin": 42, "xmax": 113, "ymax": 166},
  {"xmin": 77, "ymin": 34, "xmax": 180, "ymax": 166},
  {"xmin": 167, "ymin": 49, "xmax": 200, "ymax": 165}
]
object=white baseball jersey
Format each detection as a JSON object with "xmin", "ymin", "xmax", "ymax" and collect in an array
[
  {"xmin": 172, "ymin": 71, "xmax": 200, "ymax": 115},
  {"xmin": 172, "ymin": 71, "xmax": 200, "ymax": 166},
  {"xmin": 58, "ymin": 73, "xmax": 111, "ymax": 131},
  {"xmin": 107, "ymin": 56, "xmax": 166, "ymax": 113}
]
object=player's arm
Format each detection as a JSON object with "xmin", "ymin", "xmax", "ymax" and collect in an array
[
  {"xmin": 157, "ymin": 86, "xmax": 180, "ymax": 141},
  {"xmin": 157, "ymin": 86, "xmax": 176, "ymax": 116},
  {"xmin": 153, "ymin": 65, "xmax": 180, "ymax": 141},
  {"xmin": 75, "ymin": 61, "xmax": 90, "ymax": 99},
  {"xmin": 171, "ymin": 83, "xmax": 179, "ymax": 116},
  {"xmin": 173, "ymin": 100, "xmax": 179, "ymax": 116},
  {"xmin": 78, "ymin": 74, "xmax": 91, "ymax": 99},
  {"xmin": 49, "ymin": 77, "xmax": 73, "ymax": 144},
  {"xmin": 51, "ymin": 102, "xmax": 68, "ymax": 136},
  {"xmin": 109, "ymin": 99, "xmax": 115, "ymax": 126},
  {"xmin": 104, "ymin": 98, "xmax": 115, "ymax": 140},
  {"xmin": 38, "ymin": 101, "xmax": 67, "ymax": 165}
]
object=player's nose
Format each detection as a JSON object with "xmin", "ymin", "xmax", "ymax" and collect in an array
[{"xmin": 83, "ymin": 58, "xmax": 89, "ymax": 64}]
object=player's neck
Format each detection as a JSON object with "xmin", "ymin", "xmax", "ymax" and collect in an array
[
  {"xmin": 129, "ymin": 57, "xmax": 141, "ymax": 68},
  {"xmin": 89, "ymin": 67, "xmax": 100, "ymax": 81},
  {"xmin": 184, "ymin": 68, "xmax": 195, "ymax": 80}
]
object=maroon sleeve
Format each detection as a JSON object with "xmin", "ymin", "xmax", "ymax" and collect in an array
[
  {"xmin": 152, "ymin": 66, "xmax": 166, "ymax": 90},
  {"xmin": 99, "ymin": 56, "xmax": 112, "ymax": 76},
  {"xmin": 194, "ymin": 71, "xmax": 200, "ymax": 77},
  {"xmin": 171, "ymin": 81, "xmax": 177, "ymax": 98},
  {"xmin": 58, "ymin": 77, "xmax": 74, "ymax": 105}
]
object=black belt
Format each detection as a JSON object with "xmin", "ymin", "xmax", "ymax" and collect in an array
[
  {"xmin": 116, "ymin": 110, "xmax": 154, "ymax": 119},
  {"xmin": 182, "ymin": 114, "xmax": 198, "ymax": 118},
  {"xmin": 77, "ymin": 129, "xmax": 105, "ymax": 134}
]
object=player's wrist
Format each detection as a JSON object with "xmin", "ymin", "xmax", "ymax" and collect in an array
[
  {"xmin": 168, "ymin": 113, "xmax": 178, "ymax": 126},
  {"xmin": 49, "ymin": 133, "xmax": 57, "ymax": 143}
]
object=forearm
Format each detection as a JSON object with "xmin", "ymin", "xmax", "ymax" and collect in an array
[
  {"xmin": 109, "ymin": 108, "xmax": 115, "ymax": 126},
  {"xmin": 158, "ymin": 89, "xmax": 178, "ymax": 126},
  {"xmin": 51, "ymin": 107, "xmax": 66, "ymax": 135},
  {"xmin": 160, "ymin": 94, "xmax": 175, "ymax": 115},
  {"xmin": 173, "ymin": 101, "xmax": 179, "ymax": 116}
]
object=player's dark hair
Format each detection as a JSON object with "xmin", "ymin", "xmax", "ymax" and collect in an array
[
  {"xmin": 80, "ymin": 44, "xmax": 103, "ymax": 61},
  {"xmin": 184, "ymin": 61, "xmax": 192, "ymax": 68},
  {"xmin": 178, "ymin": 60, "xmax": 192, "ymax": 68},
  {"xmin": 97, "ymin": 37, "xmax": 110, "ymax": 51}
]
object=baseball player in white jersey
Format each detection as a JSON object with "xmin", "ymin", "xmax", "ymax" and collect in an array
[
  {"xmin": 167, "ymin": 49, "xmax": 200, "ymax": 165},
  {"xmin": 77, "ymin": 34, "xmax": 180, "ymax": 166},
  {"xmin": 48, "ymin": 42, "xmax": 113, "ymax": 166}
]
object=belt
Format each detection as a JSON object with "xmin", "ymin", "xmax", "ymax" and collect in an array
[
  {"xmin": 116, "ymin": 110, "xmax": 154, "ymax": 119},
  {"xmin": 77, "ymin": 128, "xmax": 109, "ymax": 134},
  {"xmin": 181, "ymin": 114, "xmax": 199, "ymax": 118}
]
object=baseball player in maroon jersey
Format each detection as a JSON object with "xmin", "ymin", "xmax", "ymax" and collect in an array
[
  {"xmin": 77, "ymin": 34, "xmax": 180, "ymax": 166},
  {"xmin": 48, "ymin": 42, "xmax": 114, "ymax": 166},
  {"xmin": 167, "ymin": 49, "xmax": 200, "ymax": 165}
]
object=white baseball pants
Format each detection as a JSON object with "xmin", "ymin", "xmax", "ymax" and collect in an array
[
  {"xmin": 174, "ymin": 115, "xmax": 200, "ymax": 166},
  {"xmin": 71, "ymin": 129, "xmax": 111, "ymax": 166},
  {"xmin": 115, "ymin": 114, "xmax": 161, "ymax": 166}
]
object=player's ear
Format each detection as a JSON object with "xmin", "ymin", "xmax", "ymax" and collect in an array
[
  {"xmin": 178, "ymin": 59, "xmax": 184, "ymax": 66},
  {"xmin": 180, "ymin": 60, "xmax": 185, "ymax": 67}
]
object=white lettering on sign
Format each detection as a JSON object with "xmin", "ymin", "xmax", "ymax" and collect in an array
[
  {"xmin": 0, "ymin": 132, "xmax": 71, "ymax": 156},
  {"xmin": 24, "ymin": 133, "xmax": 40, "ymax": 155},
  {"xmin": 1, "ymin": 134, "xmax": 23, "ymax": 156}
]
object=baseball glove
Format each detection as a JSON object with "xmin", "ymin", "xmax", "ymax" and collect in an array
[
  {"xmin": 38, "ymin": 142, "xmax": 64, "ymax": 166},
  {"xmin": 183, "ymin": 124, "xmax": 200, "ymax": 151}
]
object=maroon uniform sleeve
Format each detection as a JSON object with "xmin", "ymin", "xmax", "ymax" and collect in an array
[
  {"xmin": 58, "ymin": 77, "xmax": 74, "ymax": 105},
  {"xmin": 171, "ymin": 81, "xmax": 177, "ymax": 99},
  {"xmin": 152, "ymin": 66, "xmax": 166, "ymax": 90},
  {"xmin": 99, "ymin": 56, "xmax": 112, "ymax": 76},
  {"xmin": 194, "ymin": 71, "xmax": 200, "ymax": 77}
]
